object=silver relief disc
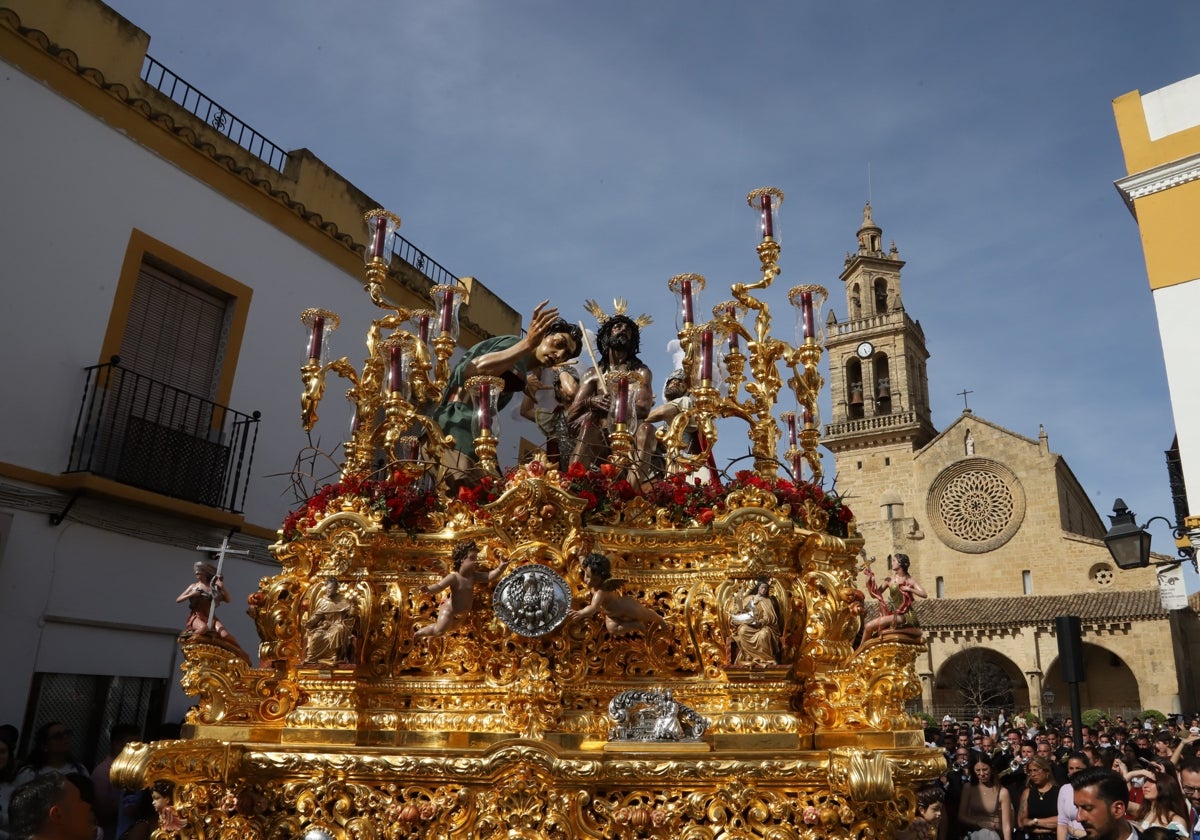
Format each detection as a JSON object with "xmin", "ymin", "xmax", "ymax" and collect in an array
[{"xmin": 492, "ymin": 563, "xmax": 571, "ymax": 637}]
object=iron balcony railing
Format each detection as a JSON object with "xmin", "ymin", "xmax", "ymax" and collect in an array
[
  {"xmin": 66, "ymin": 359, "xmax": 260, "ymax": 514},
  {"xmin": 141, "ymin": 55, "xmax": 291, "ymax": 172}
]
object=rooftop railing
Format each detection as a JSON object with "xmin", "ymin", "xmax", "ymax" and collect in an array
[
  {"xmin": 140, "ymin": 57, "xmax": 462, "ymax": 291},
  {"xmin": 141, "ymin": 55, "xmax": 291, "ymax": 172}
]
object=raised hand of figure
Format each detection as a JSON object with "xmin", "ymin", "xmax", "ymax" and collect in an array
[{"xmin": 525, "ymin": 300, "xmax": 559, "ymax": 345}]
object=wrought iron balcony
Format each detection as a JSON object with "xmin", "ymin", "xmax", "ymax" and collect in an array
[{"xmin": 66, "ymin": 359, "xmax": 260, "ymax": 514}]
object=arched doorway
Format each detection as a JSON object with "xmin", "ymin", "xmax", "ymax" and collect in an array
[
  {"xmin": 933, "ymin": 647, "xmax": 1028, "ymax": 719},
  {"xmin": 1042, "ymin": 644, "xmax": 1141, "ymax": 720}
]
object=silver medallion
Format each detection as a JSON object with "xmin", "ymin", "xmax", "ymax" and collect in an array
[{"xmin": 492, "ymin": 563, "xmax": 571, "ymax": 637}]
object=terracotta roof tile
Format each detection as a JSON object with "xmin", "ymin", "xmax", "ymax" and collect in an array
[{"xmin": 864, "ymin": 589, "xmax": 1191, "ymax": 630}]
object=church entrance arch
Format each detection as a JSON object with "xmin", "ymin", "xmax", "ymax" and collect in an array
[
  {"xmin": 1043, "ymin": 643, "xmax": 1141, "ymax": 716},
  {"xmin": 933, "ymin": 647, "xmax": 1028, "ymax": 718}
]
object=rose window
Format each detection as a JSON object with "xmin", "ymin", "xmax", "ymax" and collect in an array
[{"xmin": 928, "ymin": 459, "xmax": 1025, "ymax": 553}]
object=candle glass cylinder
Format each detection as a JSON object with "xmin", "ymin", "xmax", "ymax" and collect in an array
[
  {"xmin": 788, "ymin": 284, "xmax": 828, "ymax": 344},
  {"xmin": 432, "ymin": 285, "xmax": 462, "ymax": 340},
  {"xmin": 668, "ymin": 274, "xmax": 706, "ymax": 332},
  {"xmin": 780, "ymin": 411, "xmax": 798, "ymax": 448},
  {"xmin": 382, "ymin": 338, "xmax": 412, "ymax": 400},
  {"xmin": 363, "ymin": 209, "xmax": 401, "ymax": 265},
  {"xmin": 603, "ymin": 370, "xmax": 644, "ymax": 433},
  {"xmin": 301, "ymin": 308, "xmax": 340, "ymax": 364},
  {"xmin": 465, "ymin": 375, "xmax": 504, "ymax": 441},
  {"xmin": 747, "ymin": 187, "xmax": 784, "ymax": 243},
  {"xmin": 712, "ymin": 300, "xmax": 746, "ymax": 353},
  {"xmin": 802, "ymin": 403, "xmax": 821, "ymax": 430},
  {"xmin": 408, "ymin": 310, "xmax": 433, "ymax": 347}
]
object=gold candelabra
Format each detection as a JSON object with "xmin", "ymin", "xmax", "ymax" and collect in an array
[
  {"xmin": 663, "ymin": 188, "xmax": 828, "ymax": 484},
  {"xmin": 299, "ymin": 210, "xmax": 469, "ymax": 481}
]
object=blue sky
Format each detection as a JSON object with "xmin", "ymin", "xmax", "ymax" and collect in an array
[{"xmin": 104, "ymin": 1, "xmax": 1200, "ymax": 586}]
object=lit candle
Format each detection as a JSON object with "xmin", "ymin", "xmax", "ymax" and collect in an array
[
  {"xmin": 416, "ymin": 313, "xmax": 430, "ymax": 345},
  {"xmin": 439, "ymin": 289, "xmax": 454, "ymax": 334},
  {"xmin": 614, "ymin": 377, "xmax": 630, "ymax": 426},
  {"xmin": 727, "ymin": 305, "xmax": 739, "ymax": 352},
  {"xmin": 760, "ymin": 193, "xmax": 774, "ymax": 239},
  {"xmin": 801, "ymin": 290, "xmax": 815, "ymax": 340},
  {"xmin": 700, "ymin": 329, "xmax": 714, "ymax": 383},
  {"xmin": 387, "ymin": 344, "xmax": 404, "ymax": 393},
  {"xmin": 478, "ymin": 380, "xmax": 492, "ymax": 432},
  {"xmin": 307, "ymin": 315, "xmax": 325, "ymax": 361},
  {"xmin": 681, "ymin": 278, "xmax": 694, "ymax": 326},
  {"xmin": 370, "ymin": 216, "xmax": 387, "ymax": 260}
]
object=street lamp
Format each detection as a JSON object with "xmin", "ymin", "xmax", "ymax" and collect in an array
[{"xmin": 1102, "ymin": 498, "xmax": 1200, "ymax": 572}]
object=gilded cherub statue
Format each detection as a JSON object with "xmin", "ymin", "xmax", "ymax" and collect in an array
[
  {"xmin": 415, "ymin": 540, "xmax": 509, "ymax": 638},
  {"xmin": 568, "ymin": 552, "xmax": 666, "ymax": 635}
]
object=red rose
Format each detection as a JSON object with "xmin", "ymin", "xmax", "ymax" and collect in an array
[
  {"xmin": 580, "ymin": 490, "xmax": 598, "ymax": 509},
  {"xmin": 567, "ymin": 462, "xmax": 586, "ymax": 479},
  {"xmin": 699, "ymin": 509, "xmax": 715, "ymax": 525},
  {"xmin": 600, "ymin": 463, "xmax": 618, "ymax": 478}
]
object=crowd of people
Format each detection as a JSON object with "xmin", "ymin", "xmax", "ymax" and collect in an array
[
  {"xmin": 904, "ymin": 711, "xmax": 1200, "ymax": 839},
  {"xmin": 0, "ymin": 723, "xmax": 180, "ymax": 840}
]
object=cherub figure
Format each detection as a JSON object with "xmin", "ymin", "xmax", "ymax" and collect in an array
[
  {"xmin": 415, "ymin": 540, "xmax": 509, "ymax": 638},
  {"xmin": 568, "ymin": 552, "xmax": 666, "ymax": 635}
]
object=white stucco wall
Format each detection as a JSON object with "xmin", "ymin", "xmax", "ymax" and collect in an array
[
  {"xmin": 1154, "ymin": 277, "xmax": 1200, "ymax": 522},
  {"xmin": 1142, "ymin": 73, "xmax": 1200, "ymax": 141}
]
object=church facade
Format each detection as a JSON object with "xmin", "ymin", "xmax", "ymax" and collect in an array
[{"xmin": 822, "ymin": 205, "xmax": 1200, "ymax": 717}]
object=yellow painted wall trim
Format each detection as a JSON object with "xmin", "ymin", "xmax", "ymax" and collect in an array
[
  {"xmin": 100, "ymin": 229, "xmax": 253, "ymax": 409},
  {"xmin": 1114, "ymin": 88, "xmax": 1200, "ymax": 177}
]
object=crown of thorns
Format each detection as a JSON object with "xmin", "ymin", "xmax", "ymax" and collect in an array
[{"xmin": 583, "ymin": 298, "xmax": 653, "ymax": 329}]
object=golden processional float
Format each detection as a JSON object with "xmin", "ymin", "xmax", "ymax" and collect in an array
[{"xmin": 114, "ymin": 189, "xmax": 942, "ymax": 839}]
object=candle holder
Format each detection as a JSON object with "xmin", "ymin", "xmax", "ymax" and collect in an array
[
  {"xmin": 788, "ymin": 284, "xmax": 827, "ymax": 345},
  {"xmin": 379, "ymin": 335, "xmax": 413, "ymax": 401},
  {"xmin": 712, "ymin": 300, "xmax": 747, "ymax": 397},
  {"xmin": 299, "ymin": 308, "xmax": 343, "ymax": 430},
  {"xmin": 667, "ymin": 273, "xmax": 705, "ymax": 332},
  {"xmin": 393, "ymin": 434, "xmax": 432, "ymax": 485},
  {"xmin": 363, "ymin": 209, "xmax": 402, "ymax": 266},
  {"xmin": 604, "ymin": 369, "xmax": 644, "ymax": 468},
  {"xmin": 748, "ymin": 187, "xmax": 783, "ymax": 242},
  {"xmin": 432, "ymin": 284, "xmax": 463, "ymax": 340},
  {"xmin": 465, "ymin": 375, "xmax": 504, "ymax": 475}
]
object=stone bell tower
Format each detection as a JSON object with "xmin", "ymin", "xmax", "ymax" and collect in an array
[{"xmin": 822, "ymin": 204, "xmax": 936, "ymax": 509}]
